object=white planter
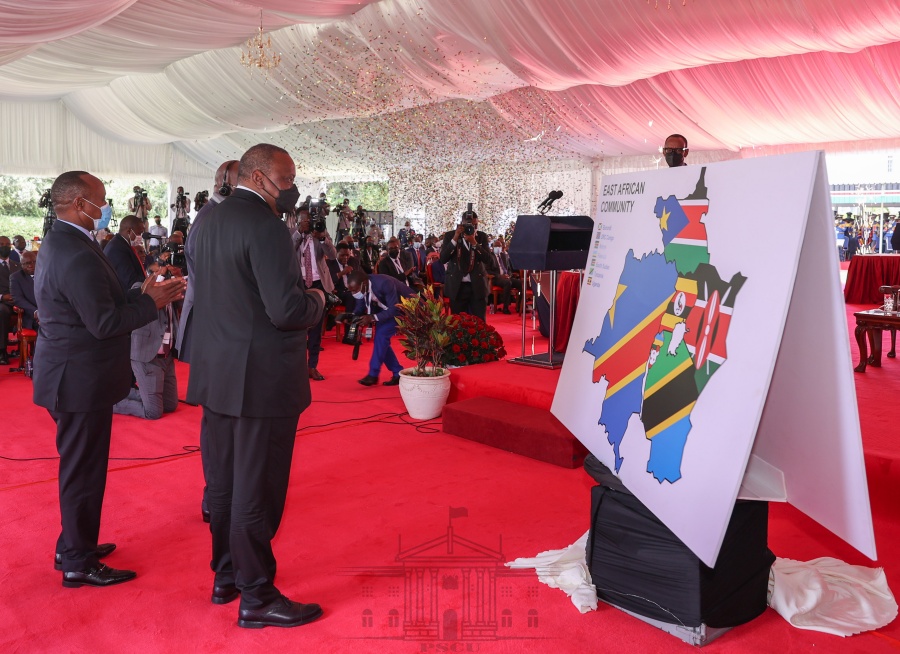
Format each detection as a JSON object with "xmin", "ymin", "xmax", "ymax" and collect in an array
[{"xmin": 398, "ymin": 367, "xmax": 452, "ymax": 420}]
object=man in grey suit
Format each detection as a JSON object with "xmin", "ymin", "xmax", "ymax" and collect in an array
[
  {"xmin": 287, "ymin": 204, "xmax": 336, "ymax": 381},
  {"xmin": 34, "ymin": 171, "xmax": 184, "ymax": 588},
  {"xmin": 113, "ymin": 264, "xmax": 182, "ymax": 420},
  {"xmin": 186, "ymin": 144, "xmax": 325, "ymax": 629}
]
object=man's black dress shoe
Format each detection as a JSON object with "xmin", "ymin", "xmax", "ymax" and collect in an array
[
  {"xmin": 309, "ymin": 368, "xmax": 325, "ymax": 381},
  {"xmin": 0, "ymin": 355, "xmax": 8, "ymax": 366},
  {"xmin": 55, "ymin": 543, "xmax": 116, "ymax": 571},
  {"xmin": 237, "ymin": 596, "xmax": 323, "ymax": 629},
  {"xmin": 357, "ymin": 375, "xmax": 378, "ymax": 386},
  {"xmin": 202, "ymin": 509, "xmax": 211, "ymax": 523},
  {"xmin": 62, "ymin": 563, "xmax": 136, "ymax": 588},
  {"xmin": 212, "ymin": 583, "xmax": 240, "ymax": 605},
  {"xmin": 382, "ymin": 376, "xmax": 400, "ymax": 386}
]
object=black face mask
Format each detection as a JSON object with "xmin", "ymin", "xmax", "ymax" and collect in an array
[
  {"xmin": 261, "ymin": 173, "xmax": 301, "ymax": 214},
  {"xmin": 389, "ymin": 248, "xmax": 400, "ymax": 258},
  {"xmin": 0, "ymin": 246, "xmax": 10, "ymax": 258},
  {"xmin": 665, "ymin": 150, "xmax": 685, "ymax": 167}
]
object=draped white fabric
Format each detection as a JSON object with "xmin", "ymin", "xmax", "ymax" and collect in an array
[{"xmin": 2, "ymin": 0, "xmax": 900, "ymax": 223}]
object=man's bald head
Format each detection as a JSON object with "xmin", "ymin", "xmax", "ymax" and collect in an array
[
  {"xmin": 119, "ymin": 214, "xmax": 144, "ymax": 235},
  {"xmin": 51, "ymin": 171, "xmax": 105, "ymax": 230}
]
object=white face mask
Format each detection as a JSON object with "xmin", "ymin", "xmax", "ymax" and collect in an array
[
  {"xmin": 352, "ymin": 291, "xmax": 365, "ymax": 300},
  {"xmin": 413, "ymin": 241, "xmax": 422, "ymax": 249},
  {"xmin": 493, "ymin": 246, "xmax": 501, "ymax": 255}
]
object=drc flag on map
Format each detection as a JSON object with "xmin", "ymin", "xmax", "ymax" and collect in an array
[{"xmin": 584, "ymin": 251, "xmax": 678, "ymax": 472}]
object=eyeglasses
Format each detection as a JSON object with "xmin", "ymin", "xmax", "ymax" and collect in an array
[{"xmin": 662, "ymin": 147, "xmax": 687, "ymax": 154}]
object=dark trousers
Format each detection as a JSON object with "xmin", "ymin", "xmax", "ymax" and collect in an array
[
  {"xmin": 450, "ymin": 281, "xmax": 487, "ymax": 320},
  {"xmin": 491, "ymin": 276, "xmax": 513, "ymax": 309},
  {"xmin": 0, "ymin": 302, "xmax": 12, "ymax": 352},
  {"xmin": 200, "ymin": 411, "xmax": 210, "ymax": 514},
  {"xmin": 51, "ymin": 407, "xmax": 114, "ymax": 572},
  {"xmin": 307, "ymin": 280, "xmax": 325, "ymax": 369},
  {"xmin": 204, "ymin": 407, "xmax": 299, "ymax": 609},
  {"xmin": 369, "ymin": 320, "xmax": 402, "ymax": 378}
]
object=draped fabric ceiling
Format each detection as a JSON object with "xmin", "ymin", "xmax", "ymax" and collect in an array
[{"xmin": 2, "ymin": 0, "xmax": 900, "ymax": 227}]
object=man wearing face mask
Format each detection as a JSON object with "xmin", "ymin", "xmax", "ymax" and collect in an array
[
  {"xmin": 0, "ymin": 235, "xmax": 20, "ymax": 365},
  {"xmin": 148, "ymin": 215, "xmax": 167, "ymax": 253},
  {"xmin": 406, "ymin": 234, "xmax": 427, "ymax": 276},
  {"xmin": 103, "ymin": 215, "xmax": 149, "ymax": 293},
  {"xmin": 663, "ymin": 134, "xmax": 689, "ymax": 168},
  {"xmin": 347, "ymin": 270, "xmax": 417, "ymax": 386},
  {"xmin": 286, "ymin": 203, "xmax": 336, "ymax": 382},
  {"xmin": 487, "ymin": 239, "xmax": 515, "ymax": 314},
  {"xmin": 440, "ymin": 209, "xmax": 492, "ymax": 320},
  {"xmin": 378, "ymin": 236, "xmax": 419, "ymax": 287},
  {"xmin": 34, "ymin": 171, "xmax": 185, "ymax": 588},
  {"xmin": 128, "ymin": 185, "xmax": 152, "ymax": 220},
  {"xmin": 186, "ymin": 144, "xmax": 326, "ymax": 629},
  {"xmin": 176, "ymin": 159, "xmax": 239, "ymax": 524},
  {"xmin": 359, "ymin": 236, "xmax": 380, "ymax": 274}
]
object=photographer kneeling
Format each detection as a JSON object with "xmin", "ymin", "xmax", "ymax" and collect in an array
[
  {"xmin": 346, "ymin": 270, "xmax": 416, "ymax": 387},
  {"xmin": 113, "ymin": 262, "xmax": 183, "ymax": 420}
]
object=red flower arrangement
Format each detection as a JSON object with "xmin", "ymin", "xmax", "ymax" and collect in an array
[{"xmin": 441, "ymin": 313, "xmax": 507, "ymax": 367}]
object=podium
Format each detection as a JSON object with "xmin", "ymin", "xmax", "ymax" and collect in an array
[{"xmin": 508, "ymin": 215, "xmax": 592, "ymax": 368}]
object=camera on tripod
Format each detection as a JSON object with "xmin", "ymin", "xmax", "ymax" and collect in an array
[
  {"xmin": 38, "ymin": 189, "xmax": 52, "ymax": 209},
  {"xmin": 160, "ymin": 242, "xmax": 186, "ymax": 272},
  {"xmin": 39, "ymin": 188, "xmax": 56, "ymax": 237}
]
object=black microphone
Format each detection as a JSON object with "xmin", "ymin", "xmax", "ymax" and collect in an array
[
  {"xmin": 538, "ymin": 193, "xmax": 553, "ymax": 210},
  {"xmin": 544, "ymin": 190, "xmax": 564, "ymax": 211}
]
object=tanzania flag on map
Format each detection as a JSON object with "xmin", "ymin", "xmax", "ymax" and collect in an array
[{"xmin": 655, "ymin": 168, "xmax": 710, "ymax": 276}]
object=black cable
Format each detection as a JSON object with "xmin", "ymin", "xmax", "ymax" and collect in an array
[{"xmin": 0, "ymin": 445, "xmax": 201, "ymax": 463}]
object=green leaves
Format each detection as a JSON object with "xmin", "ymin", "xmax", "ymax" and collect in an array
[{"xmin": 395, "ymin": 286, "xmax": 456, "ymax": 377}]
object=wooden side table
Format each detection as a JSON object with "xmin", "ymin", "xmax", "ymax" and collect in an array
[{"xmin": 853, "ymin": 309, "xmax": 900, "ymax": 372}]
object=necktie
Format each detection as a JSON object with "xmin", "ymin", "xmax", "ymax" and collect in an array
[
  {"xmin": 1, "ymin": 260, "xmax": 6, "ymax": 269},
  {"xmin": 303, "ymin": 238, "xmax": 313, "ymax": 288}
]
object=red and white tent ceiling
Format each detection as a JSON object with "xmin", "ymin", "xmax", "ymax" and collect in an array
[{"xmin": 1, "ymin": 0, "xmax": 900, "ymax": 181}]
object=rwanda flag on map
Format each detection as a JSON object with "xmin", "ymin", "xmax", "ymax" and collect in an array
[{"xmin": 586, "ymin": 168, "xmax": 746, "ymax": 484}]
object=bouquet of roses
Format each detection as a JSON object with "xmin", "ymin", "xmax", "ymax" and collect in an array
[{"xmin": 442, "ymin": 313, "xmax": 507, "ymax": 367}]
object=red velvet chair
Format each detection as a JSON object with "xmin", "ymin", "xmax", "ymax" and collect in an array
[{"xmin": 10, "ymin": 307, "xmax": 37, "ymax": 373}]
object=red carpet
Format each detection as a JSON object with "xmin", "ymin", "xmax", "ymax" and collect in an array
[{"xmin": 2, "ymin": 303, "xmax": 900, "ymax": 653}]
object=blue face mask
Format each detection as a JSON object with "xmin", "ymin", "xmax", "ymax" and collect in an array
[{"xmin": 83, "ymin": 198, "xmax": 112, "ymax": 230}]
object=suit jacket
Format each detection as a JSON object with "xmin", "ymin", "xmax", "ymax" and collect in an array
[
  {"xmin": 10, "ymin": 269, "xmax": 38, "ymax": 330},
  {"xmin": 174, "ymin": 195, "xmax": 219, "ymax": 363},
  {"xmin": 33, "ymin": 220, "xmax": 158, "ymax": 412},
  {"xmin": 360, "ymin": 246, "xmax": 380, "ymax": 274},
  {"xmin": 439, "ymin": 230, "xmax": 492, "ymax": 300},
  {"xmin": 327, "ymin": 258, "xmax": 358, "ymax": 294},
  {"xmin": 353, "ymin": 274, "xmax": 417, "ymax": 323},
  {"xmin": 185, "ymin": 189, "xmax": 325, "ymax": 418},
  {"xmin": 378, "ymin": 250, "xmax": 416, "ymax": 285},
  {"xmin": 130, "ymin": 296, "xmax": 176, "ymax": 363},
  {"xmin": 0, "ymin": 257, "xmax": 20, "ymax": 305},
  {"xmin": 103, "ymin": 233, "xmax": 145, "ymax": 293},
  {"xmin": 290, "ymin": 229, "xmax": 337, "ymax": 293},
  {"xmin": 9, "ymin": 249, "xmax": 22, "ymax": 264},
  {"xmin": 406, "ymin": 246, "xmax": 427, "ymax": 274}
]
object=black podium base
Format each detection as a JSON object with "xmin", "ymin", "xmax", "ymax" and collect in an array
[{"xmin": 508, "ymin": 351, "xmax": 565, "ymax": 369}]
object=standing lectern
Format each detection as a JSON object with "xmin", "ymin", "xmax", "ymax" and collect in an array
[{"xmin": 508, "ymin": 215, "xmax": 593, "ymax": 368}]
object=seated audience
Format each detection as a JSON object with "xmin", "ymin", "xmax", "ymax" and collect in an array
[
  {"xmin": 0, "ymin": 235, "xmax": 21, "ymax": 365},
  {"xmin": 10, "ymin": 250, "xmax": 39, "ymax": 331},
  {"xmin": 378, "ymin": 236, "xmax": 420, "ymax": 288}
]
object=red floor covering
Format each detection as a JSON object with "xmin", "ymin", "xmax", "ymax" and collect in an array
[{"xmin": 1, "ymin": 304, "xmax": 899, "ymax": 653}]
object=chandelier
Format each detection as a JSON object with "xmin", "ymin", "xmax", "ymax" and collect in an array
[{"xmin": 240, "ymin": 11, "xmax": 281, "ymax": 75}]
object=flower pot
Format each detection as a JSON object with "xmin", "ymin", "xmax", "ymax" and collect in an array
[{"xmin": 398, "ymin": 367, "xmax": 452, "ymax": 420}]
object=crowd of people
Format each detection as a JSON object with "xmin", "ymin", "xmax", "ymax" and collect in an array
[{"xmin": 0, "ymin": 143, "xmax": 524, "ymax": 632}]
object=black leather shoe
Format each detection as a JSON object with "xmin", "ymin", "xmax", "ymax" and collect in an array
[
  {"xmin": 502, "ymin": 308, "xmax": 512, "ymax": 314},
  {"xmin": 0, "ymin": 355, "xmax": 8, "ymax": 366},
  {"xmin": 309, "ymin": 368, "xmax": 325, "ymax": 381},
  {"xmin": 237, "ymin": 596, "xmax": 323, "ymax": 629},
  {"xmin": 382, "ymin": 376, "xmax": 400, "ymax": 386},
  {"xmin": 62, "ymin": 563, "xmax": 136, "ymax": 588},
  {"xmin": 357, "ymin": 375, "xmax": 378, "ymax": 386},
  {"xmin": 212, "ymin": 583, "xmax": 240, "ymax": 605},
  {"xmin": 55, "ymin": 543, "xmax": 116, "ymax": 571},
  {"xmin": 202, "ymin": 509, "xmax": 211, "ymax": 523}
]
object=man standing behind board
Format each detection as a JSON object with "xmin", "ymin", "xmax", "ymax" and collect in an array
[
  {"xmin": 34, "ymin": 171, "xmax": 185, "ymax": 587},
  {"xmin": 186, "ymin": 144, "xmax": 326, "ymax": 629}
]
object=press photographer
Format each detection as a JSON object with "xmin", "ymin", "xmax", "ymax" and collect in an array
[
  {"xmin": 439, "ymin": 204, "xmax": 492, "ymax": 320},
  {"xmin": 287, "ymin": 203, "xmax": 337, "ymax": 381},
  {"xmin": 156, "ymin": 231, "xmax": 186, "ymax": 276},
  {"xmin": 128, "ymin": 185, "xmax": 152, "ymax": 220},
  {"xmin": 38, "ymin": 188, "xmax": 57, "ymax": 237},
  {"xmin": 193, "ymin": 189, "xmax": 209, "ymax": 213}
]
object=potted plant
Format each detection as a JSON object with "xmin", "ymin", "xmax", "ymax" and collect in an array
[{"xmin": 395, "ymin": 286, "xmax": 457, "ymax": 420}]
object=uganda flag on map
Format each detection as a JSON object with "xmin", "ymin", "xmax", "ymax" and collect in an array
[{"xmin": 655, "ymin": 168, "xmax": 710, "ymax": 276}]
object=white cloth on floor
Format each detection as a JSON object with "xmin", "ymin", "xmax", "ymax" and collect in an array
[
  {"xmin": 768, "ymin": 557, "xmax": 897, "ymax": 637},
  {"xmin": 506, "ymin": 530, "xmax": 597, "ymax": 613}
]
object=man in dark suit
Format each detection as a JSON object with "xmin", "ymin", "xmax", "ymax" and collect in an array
[
  {"xmin": 176, "ymin": 159, "xmax": 239, "ymax": 524},
  {"xmin": 10, "ymin": 250, "xmax": 39, "ymax": 331},
  {"xmin": 348, "ymin": 271, "xmax": 417, "ymax": 386},
  {"xmin": 0, "ymin": 235, "xmax": 21, "ymax": 365},
  {"xmin": 378, "ymin": 236, "xmax": 419, "ymax": 287},
  {"xmin": 328, "ymin": 242, "xmax": 358, "ymax": 310},
  {"xmin": 33, "ymin": 171, "xmax": 184, "ymax": 588},
  {"xmin": 439, "ymin": 210, "xmax": 492, "ymax": 319},
  {"xmin": 103, "ymin": 215, "xmax": 147, "ymax": 292},
  {"xmin": 10, "ymin": 235, "xmax": 27, "ymax": 264},
  {"xmin": 406, "ymin": 234, "xmax": 427, "ymax": 278},
  {"xmin": 487, "ymin": 238, "xmax": 516, "ymax": 314},
  {"xmin": 186, "ymin": 144, "xmax": 326, "ymax": 629}
]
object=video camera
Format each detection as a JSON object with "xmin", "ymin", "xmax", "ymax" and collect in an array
[
  {"xmin": 462, "ymin": 202, "xmax": 476, "ymax": 235},
  {"xmin": 38, "ymin": 189, "xmax": 53, "ymax": 209},
  {"xmin": 39, "ymin": 188, "xmax": 56, "ymax": 237},
  {"xmin": 334, "ymin": 312, "xmax": 366, "ymax": 360},
  {"xmin": 160, "ymin": 241, "xmax": 186, "ymax": 272}
]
